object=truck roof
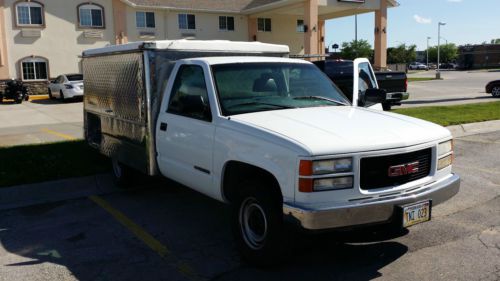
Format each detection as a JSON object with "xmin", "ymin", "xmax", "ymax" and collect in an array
[
  {"xmin": 183, "ymin": 56, "xmax": 310, "ymax": 65},
  {"xmin": 82, "ymin": 40, "xmax": 290, "ymax": 57}
]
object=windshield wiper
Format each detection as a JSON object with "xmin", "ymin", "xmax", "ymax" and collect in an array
[
  {"xmin": 227, "ymin": 101, "xmax": 296, "ymax": 110},
  {"xmin": 293, "ymin": 96, "xmax": 348, "ymax": 106}
]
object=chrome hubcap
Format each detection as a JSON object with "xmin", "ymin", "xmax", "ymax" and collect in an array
[{"xmin": 239, "ymin": 197, "xmax": 268, "ymax": 250}]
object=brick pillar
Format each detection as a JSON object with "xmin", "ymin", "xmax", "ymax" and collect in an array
[
  {"xmin": 374, "ymin": 0, "xmax": 387, "ymax": 69},
  {"xmin": 304, "ymin": 0, "xmax": 318, "ymax": 55},
  {"xmin": 0, "ymin": 0, "xmax": 10, "ymax": 79},
  {"xmin": 112, "ymin": 0, "xmax": 128, "ymax": 44},
  {"xmin": 248, "ymin": 17, "xmax": 257, "ymax": 41}
]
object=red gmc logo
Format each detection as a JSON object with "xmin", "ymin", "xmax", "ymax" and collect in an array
[{"xmin": 388, "ymin": 161, "xmax": 419, "ymax": 177}]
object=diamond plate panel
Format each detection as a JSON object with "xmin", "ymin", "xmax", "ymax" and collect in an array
[{"xmin": 83, "ymin": 52, "xmax": 146, "ymax": 123}]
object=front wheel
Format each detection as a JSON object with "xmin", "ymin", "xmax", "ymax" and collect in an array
[
  {"xmin": 48, "ymin": 88, "xmax": 54, "ymax": 99},
  {"xmin": 492, "ymin": 86, "xmax": 500, "ymax": 98},
  {"xmin": 60, "ymin": 90, "xmax": 65, "ymax": 101},
  {"xmin": 231, "ymin": 181, "xmax": 288, "ymax": 266},
  {"xmin": 382, "ymin": 103, "xmax": 392, "ymax": 111}
]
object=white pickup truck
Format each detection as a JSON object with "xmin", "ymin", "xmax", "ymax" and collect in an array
[{"xmin": 82, "ymin": 40, "xmax": 459, "ymax": 265}]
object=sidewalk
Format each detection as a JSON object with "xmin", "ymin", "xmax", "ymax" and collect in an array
[
  {"xmin": 446, "ymin": 119, "xmax": 500, "ymax": 138},
  {"xmin": 0, "ymin": 173, "xmax": 117, "ymax": 211}
]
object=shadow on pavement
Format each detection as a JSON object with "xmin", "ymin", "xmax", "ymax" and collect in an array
[{"xmin": 0, "ymin": 178, "xmax": 409, "ymax": 281}]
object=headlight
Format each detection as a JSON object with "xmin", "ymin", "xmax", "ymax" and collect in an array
[
  {"xmin": 438, "ymin": 140, "xmax": 453, "ymax": 157},
  {"xmin": 309, "ymin": 158, "xmax": 352, "ymax": 175},
  {"xmin": 313, "ymin": 176, "xmax": 353, "ymax": 191},
  {"xmin": 65, "ymin": 84, "xmax": 74, "ymax": 89},
  {"xmin": 437, "ymin": 140, "xmax": 453, "ymax": 170}
]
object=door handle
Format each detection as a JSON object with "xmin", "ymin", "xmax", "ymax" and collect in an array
[{"xmin": 160, "ymin": 122, "xmax": 167, "ymax": 131}]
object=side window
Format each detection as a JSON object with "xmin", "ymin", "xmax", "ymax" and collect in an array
[
  {"xmin": 57, "ymin": 76, "xmax": 64, "ymax": 83},
  {"xmin": 167, "ymin": 65, "xmax": 211, "ymax": 122}
]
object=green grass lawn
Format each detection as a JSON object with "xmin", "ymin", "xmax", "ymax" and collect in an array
[
  {"xmin": 0, "ymin": 141, "xmax": 110, "ymax": 188},
  {"xmin": 393, "ymin": 101, "xmax": 500, "ymax": 126}
]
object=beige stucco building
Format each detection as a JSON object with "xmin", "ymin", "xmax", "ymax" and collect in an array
[{"xmin": 0, "ymin": 0, "xmax": 397, "ymax": 84}]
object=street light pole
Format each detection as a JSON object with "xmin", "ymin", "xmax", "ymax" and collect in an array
[
  {"xmin": 427, "ymin": 36, "xmax": 431, "ymax": 68},
  {"xmin": 437, "ymin": 22, "xmax": 446, "ymax": 79},
  {"xmin": 355, "ymin": 14, "xmax": 358, "ymax": 57}
]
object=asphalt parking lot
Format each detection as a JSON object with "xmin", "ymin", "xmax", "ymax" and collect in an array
[
  {"xmin": 1, "ymin": 130, "xmax": 499, "ymax": 281},
  {"xmin": 0, "ymin": 99, "xmax": 82, "ymax": 146},
  {"xmin": 402, "ymin": 70, "xmax": 500, "ymax": 107}
]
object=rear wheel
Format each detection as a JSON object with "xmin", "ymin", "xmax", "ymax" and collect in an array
[
  {"xmin": 231, "ymin": 180, "xmax": 288, "ymax": 266},
  {"xmin": 14, "ymin": 92, "xmax": 23, "ymax": 104},
  {"xmin": 111, "ymin": 158, "xmax": 136, "ymax": 188},
  {"xmin": 492, "ymin": 86, "xmax": 500, "ymax": 97}
]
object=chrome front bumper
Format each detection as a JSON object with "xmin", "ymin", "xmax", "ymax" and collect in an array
[{"xmin": 283, "ymin": 174, "xmax": 460, "ymax": 230}]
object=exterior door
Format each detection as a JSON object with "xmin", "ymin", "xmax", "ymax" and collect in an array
[
  {"xmin": 156, "ymin": 63, "xmax": 216, "ymax": 197},
  {"xmin": 353, "ymin": 58, "xmax": 383, "ymax": 110}
]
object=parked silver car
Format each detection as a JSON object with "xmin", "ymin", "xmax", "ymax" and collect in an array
[{"xmin": 48, "ymin": 74, "xmax": 84, "ymax": 101}]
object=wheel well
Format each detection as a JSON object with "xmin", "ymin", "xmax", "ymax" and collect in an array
[{"xmin": 222, "ymin": 161, "xmax": 283, "ymax": 204}]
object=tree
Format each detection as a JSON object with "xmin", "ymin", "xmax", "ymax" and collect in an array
[
  {"xmin": 491, "ymin": 38, "xmax": 500, "ymax": 44},
  {"xmin": 387, "ymin": 43, "xmax": 417, "ymax": 64},
  {"xmin": 427, "ymin": 43, "xmax": 458, "ymax": 63},
  {"xmin": 340, "ymin": 39, "xmax": 373, "ymax": 60}
]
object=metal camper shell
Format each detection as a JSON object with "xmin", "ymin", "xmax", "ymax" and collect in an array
[{"xmin": 82, "ymin": 40, "xmax": 289, "ymax": 176}]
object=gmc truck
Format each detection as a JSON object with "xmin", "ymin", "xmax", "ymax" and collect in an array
[{"xmin": 82, "ymin": 40, "xmax": 459, "ymax": 265}]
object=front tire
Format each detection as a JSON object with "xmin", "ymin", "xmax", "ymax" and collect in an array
[
  {"xmin": 48, "ymin": 89, "xmax": 54, "ymax": 99},
  {"xmin": 60, "ymin": 90, "xmax": 65, "ymax": 101},
  {"xmin": 231, "ymin": 181, "xmax": 288, "ymax": 266},
  {"xmin": 492, "ymin": 86, "xmax": 500, "ymax": 98}
]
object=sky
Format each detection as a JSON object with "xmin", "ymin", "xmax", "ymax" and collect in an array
[{"xmin": 325, "ymin": 0, "xmax": 500, "ymax": 51}]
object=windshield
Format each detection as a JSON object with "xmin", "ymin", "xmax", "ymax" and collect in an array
[
  {"xmin": 211, "ymin": 63, "xmax": 350, "ymax": 116},
  {"xmin": 66, "ymin": 74, "xmax": 83, "ymax": 81}
]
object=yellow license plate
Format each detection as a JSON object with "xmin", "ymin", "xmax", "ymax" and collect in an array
[{"xmin": 402, "ymin": 201, "xmax": 431, "ymax": 228}]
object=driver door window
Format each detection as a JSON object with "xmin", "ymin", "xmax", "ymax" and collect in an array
[{"xmin": 167, "ymin": 65, "xmax": 211, "ymax": 122}]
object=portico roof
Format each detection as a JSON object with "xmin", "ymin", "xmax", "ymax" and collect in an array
[{"xmin": 120, "ymin": 0, "xmax": 398, "ymax": 14}]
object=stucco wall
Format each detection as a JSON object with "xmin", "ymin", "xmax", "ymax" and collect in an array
[
  {"xmin": 4, "ymin": 0, "xmax": 115, "ymax": 79},
  {"xmin": 164, "ymin": 11, "xmax": 248, "ymax": 41},
  {"xmin": 255, "ymin": 15, "xmax": 305, "ymax": 55}
]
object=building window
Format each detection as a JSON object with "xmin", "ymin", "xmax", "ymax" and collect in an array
[
  {"xmin": 257, "ymin": 18, "xmax": 271, "ymax": 32},
  {"xmin": 78, "ymin": 3, "xmax": 104, "ymax": 28},
  {"xmin": 297, "ymin": 19, "xmax": 305, "ymax": 32},
  {"xmin": 219, "ymin": 16, "xmax": 234, "ymax": 31},
  {"xmin": 15, "ymin": 1, "xmax": 44, "ymax": 26},
  {"xmin": 178, "ymin": 14, "xmax": 196, "ymax": 30},
  {"xmin": 136, "ymin": 11, "xmax": 155, "ymax": 28},
  {"xmin": 21, "ymin": 57, "xmax": 48, "ymax": 81}
]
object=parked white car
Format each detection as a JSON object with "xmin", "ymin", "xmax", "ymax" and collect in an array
[
  {"xmin": 48, "ymin": 74, "xmax": 84, "ymax": 100},
  {"xmin": 408, "ymin": 62, "xmax": 429, "ymax": 71}
]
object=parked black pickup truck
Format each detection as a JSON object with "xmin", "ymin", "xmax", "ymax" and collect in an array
[{"xmin": 314, "ymin": 59, "xmax": 409, "ymax": 111}]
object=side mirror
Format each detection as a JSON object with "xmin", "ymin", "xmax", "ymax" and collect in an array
[{"xmin": 363, "ymin": 88, "xmax": 387, "ymax": 104}]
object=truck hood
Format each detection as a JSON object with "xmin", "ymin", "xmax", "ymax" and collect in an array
[{"xmin": 230, "ymin": 106, "xmax": 451, "ymax": 155}]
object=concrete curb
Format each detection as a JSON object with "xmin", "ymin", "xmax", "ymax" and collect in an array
[
  {"xmin": 0, "ymin": 173, "xmax": 118, "ymax": 211},
  {"xmin": 29, "ymin": 94, "xmax": 49, "ymax": 101},
  {"xmin": 447, "ymin": 120, "xmax": 500, "ymax": 138}
]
